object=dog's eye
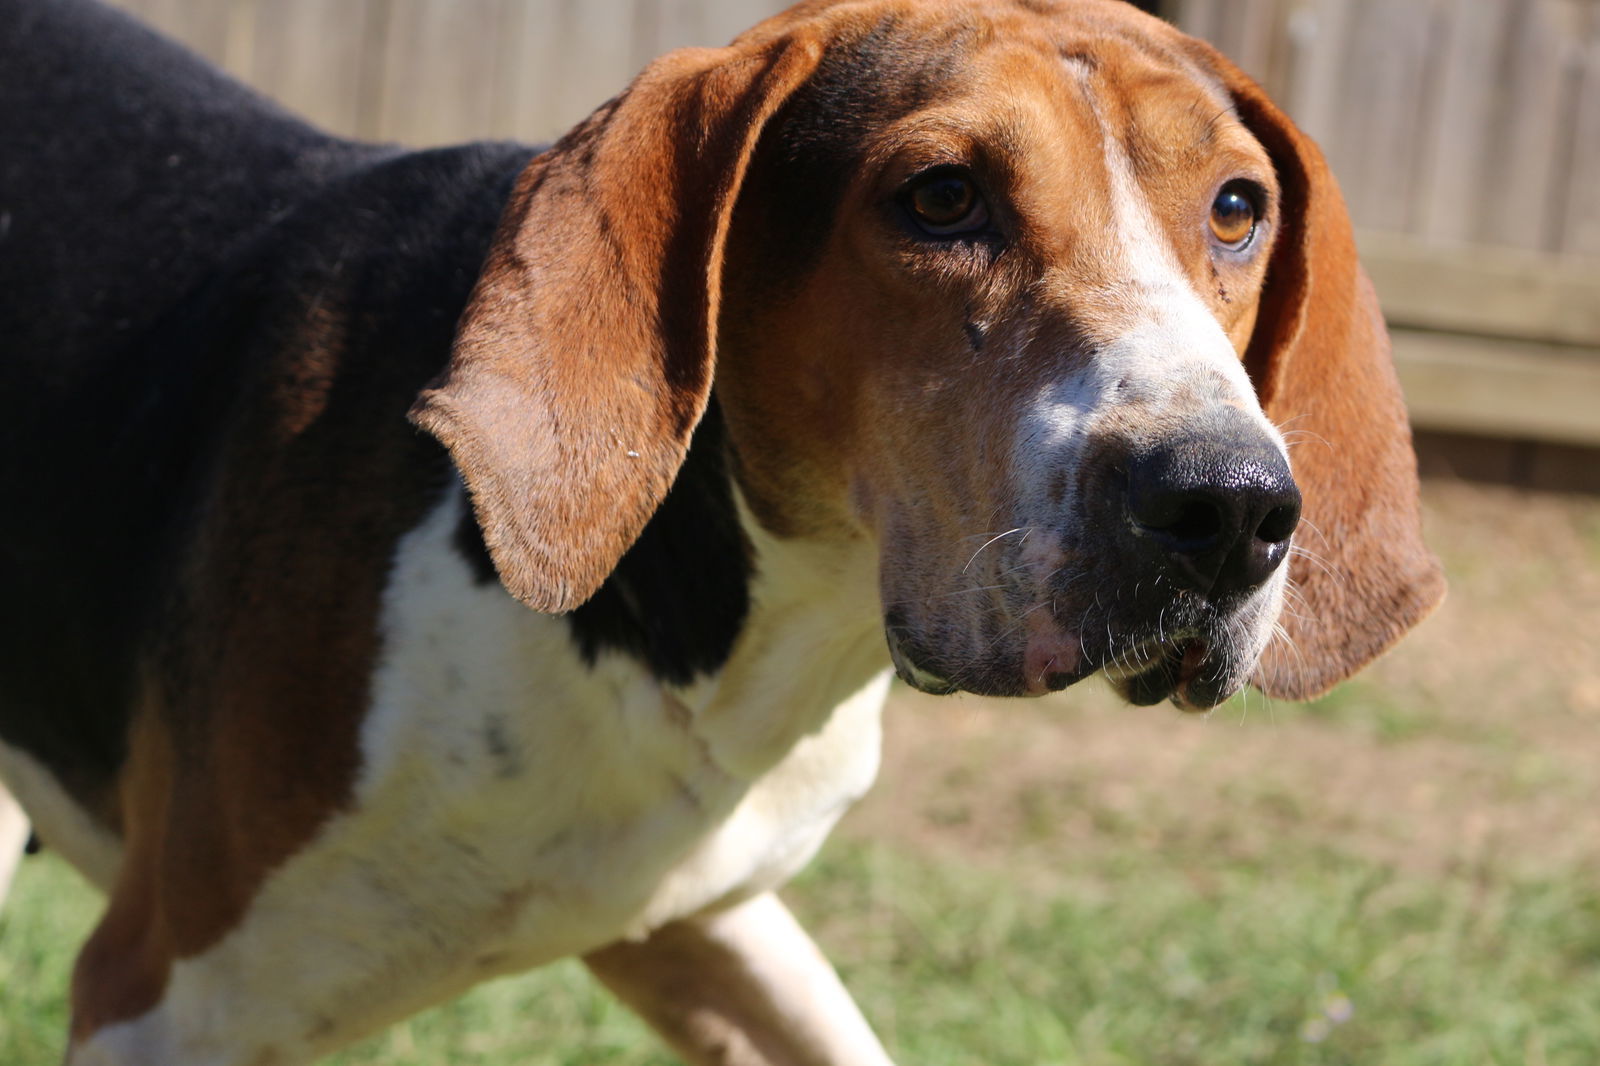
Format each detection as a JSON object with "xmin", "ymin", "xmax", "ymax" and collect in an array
[
  {"xmin": 904, "ymin": 168, "xmax": 990, "ymax": 236},
  {"xmin": 1209, "ymin": 180, "xmax": 1261, "ymax": 249}
]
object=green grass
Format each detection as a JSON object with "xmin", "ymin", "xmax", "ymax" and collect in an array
[{"xmin": 7, "ymin": 835, "xmax": 1600, "ymax": 1066}]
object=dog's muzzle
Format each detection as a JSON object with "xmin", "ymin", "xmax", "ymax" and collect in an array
[{"xmin": 881, "ymin": 418, "xmax": 1300, "ymax": 708}]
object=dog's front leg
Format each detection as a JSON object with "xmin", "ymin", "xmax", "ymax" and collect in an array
[
  {"xmin": 584, "ymin": 892, "xmax": 895, "ymax": 1066},
  {"xmin": 0, "ymin": 782, "xmax": 28, "ymax": 912}
]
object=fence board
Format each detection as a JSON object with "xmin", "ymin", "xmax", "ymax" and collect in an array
[
  {"xmin": 1480, "ymin": 0, "xmax": 1577, "ymax": 250},
  {"xmin": 1360, "ymin": 230, "xmax": 1600, "ymax": 347},
  {"xmin": 1392, "ymin": 331, "xmax": 1600, "ymax": 446},
  {"xmin": 548, "ymin": 0, "xmax": 641, "ymax": 137},
  {"xmin": 1414, "ymin": 0, "xmax": 1507, "ymax": 243},
  {"xmin": 701, "ymin": 0, "xmax": 789, "ymax": 43},
  {"xmin": 1207, "ymin": 0, "xmax": 1282, "ymax": 89},
  {"xmin": 646, "ymin": 0, "xmax": 707, "ymax": 57},
  {"xmin": 1561, "ymin": 23, "xmax": 1600, "ymax": 255},
  {"xmin": 1281, "ymin": 0, "xmax": 1354, "ymax": 146},
  {"xmin": 375, "ymin": 0, "xmax": 515, "ymax": 144},
  {"xmin": 492, "ymin": 0, "xmax": 576, "ymax": 141},
  {"xmin": 245, "ymin": 0, "xmax": 375, "ymax": 137},
  {"xmin": 116, "ymin": 0, "xmax": 240, "ymax": 68},
  {"xmin": 1333, "ymin": 0, "xmax": 1435, "ymax": 231}
]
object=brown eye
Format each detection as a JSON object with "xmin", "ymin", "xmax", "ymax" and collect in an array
[
  {"xmin": 904, "ymin": 169, "xmax": 989, "ymax": 235},
  {"xmin": 1209, "ymin": 181, "xmax": 1260, "ymax": 249}
]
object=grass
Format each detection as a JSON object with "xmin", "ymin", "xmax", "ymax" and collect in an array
[
  {"xmin": 4, "ymin": 481, "xmax": 1600, "ymax": 1064},
  {"xmin": 11, "ymin": 841, "xmax": 1600, "ymax": 1065}
]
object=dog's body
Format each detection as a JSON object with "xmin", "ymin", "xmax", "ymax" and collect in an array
[{"xmin": 0, "ymin": 0, "xmax": 1443, "ymax": 1062}]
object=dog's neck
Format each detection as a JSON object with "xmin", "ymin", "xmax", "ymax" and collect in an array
[{"xmin": 676, "ymin": 489, "xmax": 888, "ymax": 780}]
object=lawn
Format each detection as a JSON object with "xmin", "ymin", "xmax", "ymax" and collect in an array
[{"xmin": 4, "ymin": 480, "xmax": 1599, "ymax": 1065}]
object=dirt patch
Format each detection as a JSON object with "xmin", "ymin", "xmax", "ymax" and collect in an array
[{"xmin": 841, "ymin": 480, "xmax": 1600, "ymax": 881}]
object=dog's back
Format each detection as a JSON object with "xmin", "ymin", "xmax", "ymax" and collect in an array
[
  {"xmin": 0, "ymin": 0, "xmax": 365, "ymax": 368},
  {"xmin": 0, "ymin": 0, "xmax": 533, "ymax": 819}
]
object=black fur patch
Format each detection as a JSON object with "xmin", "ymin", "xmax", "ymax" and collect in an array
[{"xmin": 454, "ymin": 401, "xmax": 752, "ymax": 688}]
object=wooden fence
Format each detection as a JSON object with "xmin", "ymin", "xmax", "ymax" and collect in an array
[
  {"xmin": 105, "ymin": 0, "xmax": 1600, "ymax": 449},
  {"xmin": 104, "ymin": 0, "xmax": 792, "ymax": 144}
]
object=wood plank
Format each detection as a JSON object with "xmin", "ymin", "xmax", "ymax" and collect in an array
[
  {"xmin": 1478, "ymin": 0, "xmax": 1579, "ymax": 250},
  {"xmin": 646, "ymin": 0, "xmax": 708, "ymax": 57},
  {"xmin": 244, "ymin": 0, "xmax": 374, "ymax": 138},
  {"xmin": 494, "ymin": 0, "xmax": 577, "ymax": 142},
  {"xmin": 109, "ymin": 0, "xmax": 238, "ymax": 67},
  {"xmin": 1283, "ymin": 0, "xmax": 1356, "ymax": 148},
  {"xmin": 375, "ymin": 0, "xmax": 513, "ymax": 145},
  {"xmin": 1560, "ymin": 15, "xmax": 1600, "ymax": 255},
  {"xmin": 545, "ymin": 0, "xmax": 639, "ymax": 138},
  {"xmin": 1359, "ymin": 230, "xmax": 1600, "ymax": 348},
  {"xmin": 1209, "ymin": 0, "xmax": 1280, "ymax": 89},
  {"xmin": 1335, "ymin": 0, "xmax": 1435, "ymax": 231},
  {"xmin": 701, "ymin": 0, "xmax": 791, "ymax": 45},
  {"xmin": 1392, "ymin": 330, "xmax": 1600, "ymax": 445},
  {"xmin": 1169, "ymin": 0, "xmax": 1221, "ymax": 44},
  {"xmin": 1413, "ymin": 0, "xmax": 1509, "ymax": 243}
]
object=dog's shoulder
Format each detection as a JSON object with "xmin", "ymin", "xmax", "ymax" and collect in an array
[{"xmin": 0, "ymin": 96, "xmax": 540, "ymax": 812}]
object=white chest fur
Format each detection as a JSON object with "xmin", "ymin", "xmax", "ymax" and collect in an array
[
  {"xmin": 359, "ymin": 487, "xmax": 889, "ymax": 952},
  {"xmin": 90, "ymin": 487, "xmax": 891, "ymax": 1063}
]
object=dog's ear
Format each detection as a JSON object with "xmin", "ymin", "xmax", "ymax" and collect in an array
[
  {"xmin": 1200, "ymin": 51, "xmax": 1446, "ymax": 699},
  {"xmin": 410, "ymin": 38, "xmax": 823, "ymax": 612}
]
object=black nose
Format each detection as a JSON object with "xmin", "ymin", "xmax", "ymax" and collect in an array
[{"xmin": 1124, "ymin": 434, "xmax": 1301, "ymax": 599}]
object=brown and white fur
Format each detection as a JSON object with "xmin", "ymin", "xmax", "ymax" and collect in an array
[{"xmin": 0, "ymin": 0, "xmax": 1443, "ymax": 1062}]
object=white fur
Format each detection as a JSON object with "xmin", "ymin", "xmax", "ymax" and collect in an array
[
  {"xmin": 0, "ymin": 741, "xmax": 121, "ymax": 892},
  {"xmin": 75, "ymin": 486, "xmax": 891, "ymax": 1066},
  {"xmin": 983, "ymin": 77, "xmax": 1297, "ymax": 699},
  {"xmin": 0, "ymin": 781, "xmax": 30, "ymax": 912},
  {"xmin": 1017, "ymin": 88, "xmax": 1281, "ymax": 474},
  {"xmin": 1013, "ymin": 84, "xmax": 1287, "ymax": 580}
]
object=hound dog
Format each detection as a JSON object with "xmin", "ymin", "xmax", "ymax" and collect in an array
[{"xmin": 0, "ymin": 0, "xmax": 1444, "ymax": 1062}]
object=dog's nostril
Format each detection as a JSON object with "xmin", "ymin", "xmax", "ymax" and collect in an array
[
  {"xmin": 1255, "ymin": 501, "xmax": 1301, "ymax": 545},
  {"xmin": 1139, "ymin": 496, "xmax": 1225, "ymax": 548}
]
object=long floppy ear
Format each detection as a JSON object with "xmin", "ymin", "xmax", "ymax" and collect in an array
[
  {"xmin": 410, "ymin": 36, "xmax": 824, "ymax": 612},
  {"xmin": 1200, "ymin": 50, "xmax": 1447, "ymax": 699}
]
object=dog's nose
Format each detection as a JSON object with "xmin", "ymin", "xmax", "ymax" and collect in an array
[{"xmin": 1124, "ymin": 434, "xmax": 1301, "ymax": 599}]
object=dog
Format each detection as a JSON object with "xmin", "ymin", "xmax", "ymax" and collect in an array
[{"xmin": 0, "ymin": 0, "xmax": 1444, "ymax": 1061}]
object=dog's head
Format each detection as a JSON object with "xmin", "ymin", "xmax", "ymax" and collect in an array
[{"xmin": 412, "ymin": 0, "xmax": 1444, "ymax": 708}]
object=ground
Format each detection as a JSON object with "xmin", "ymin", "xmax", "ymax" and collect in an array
[{"xmin": 3, "ymin": 480, "xmax": 1599, "ymax": 1064}]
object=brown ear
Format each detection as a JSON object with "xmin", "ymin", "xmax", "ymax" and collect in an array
[
  {"xmin": 1203, "ymin": 52, "xmax": 1446, "ymax": 699},
  {"xmin": 410, "ymin": 37, "xmax": 823, "ymax": 612}
]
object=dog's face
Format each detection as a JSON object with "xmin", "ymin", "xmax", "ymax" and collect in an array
[
  {"xmin": 419, "ymin": 0, "xmax": 1443, "ymax": 709},
  {"xmin": 717, "ymin": 3, "xmax": 1296, "ymax": 704}
]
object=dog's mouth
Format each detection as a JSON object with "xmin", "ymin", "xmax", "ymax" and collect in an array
[
  {"xmin": 1105, "ymin": 637, "xmax": 1233, "ymax": 711},
  {"xmin": 886, "ymin": 625, "xmax": 1244, "ymax": 710},
  {"xmin": 885, "ymin": 626, "xmax": 963, "ymax": 695}
]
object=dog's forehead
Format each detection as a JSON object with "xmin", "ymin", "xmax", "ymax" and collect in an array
[{"xmin": 767, "ymin": 0, "xmax": 1244, "ymax": 166}]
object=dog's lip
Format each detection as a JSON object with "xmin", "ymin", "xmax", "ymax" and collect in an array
[
  {"xmin": 1115, "ymin": 637, "xmax": 1217, "ymax": 709},
  {"xmin": 885, "ymin": 627, "xmax": 960, "ymax": 695},
  {"xmin": 887, "ymin": 625, "xmax": 1096, "ymax": 697}
]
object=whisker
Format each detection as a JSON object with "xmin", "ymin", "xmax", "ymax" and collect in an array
[{"xmin": 961, "ymin": 527, "xmax": 1026, "ymax": 574}]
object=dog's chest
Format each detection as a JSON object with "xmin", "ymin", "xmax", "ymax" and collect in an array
[
  {"xmin": 148, "ymin": 489, "xmax": 889, "ymax": 1055},
  {"xmin": 363, "ymin": 488, "xmax": 885, "ymax": 942}
]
